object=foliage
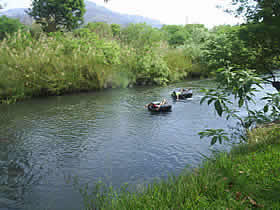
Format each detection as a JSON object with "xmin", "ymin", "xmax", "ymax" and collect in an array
[
  {"xmin": 226, "ymin": 0, "xmax": 280, "ymax": 74},
  {"xmin": 134, "ymin": 47, "xmax": 170, "ymax": 85},
  {"xmin": 27, "ymin": 0, "xmax": 86, "ymax": 32},
  {"xmin": 199, "ymin": 67, "xmax": 280, "ymax": 144},
  {"xmin": 238, "ymin": 22, "xmax": 280, "ymax": 73},
  {"xmin": 163, "ymin": 49, "xmax": 192, "ymax": 82},
  {"xmin": 168, "ymin": 30, "xmax": 187, "ymax": 47},
  {"xmin": 28, "ymin": 23, "xmax": 44, "ymax": 39},
  {"xmin": 182, "ymin": 24, "xmax": 210, "ymax": 64},
  {"xmin": 0, "ymin": 30, "xmax": 120, "ymax": 102},
  {"xmin": 110, "ymin": 23, "xmax": 121, "ymax": 38},
  {"xmin": 198, "ymin": 0, "xmax": 280, "ymax": 145},
  {"xmin": 120, "ymin": 23, "xmax": 163, "ymax": 49},
  {"xmin": 161, "ymin": 25, "xmax": 189, "ymax": 47},
  {"xmin": 0, "ymin": 22, "xmax": 206, "ymax": 103},
  {"xmin": 0, "ymin": 20, "xmax": 224, "ymax": 103},
  {"xmin": 198, "ymin": 129, "xmax": 230, "ymax": 145},
  {"xmin": 83, "ymin": 22, "xmax": 113, "ymax": 39},
  {"xmin": 229, "ymin": 0, "xmax": 280, "ymax": 23},
  {"xmin": 204, "ymin": 25, "xmax": 254, "ymax": 71},
  {"xmin": 0, "ymin": 16, "xmax": 26, "ymax": 40}
]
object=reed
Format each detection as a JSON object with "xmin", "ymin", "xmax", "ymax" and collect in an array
[{"xmin": 0, "ymin": 30, "xmax": 210, "ymax": 103}]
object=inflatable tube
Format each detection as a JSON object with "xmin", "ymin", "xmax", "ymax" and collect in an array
[
  {"xmin": 171, "ymin": 88, "xmax": 192, "ymax": 99},
  {"xmin": 147, "ymin": 102, "xmax": 172, "ymax": 112}
]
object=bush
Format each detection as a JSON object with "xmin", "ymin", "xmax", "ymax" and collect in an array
[
  {"xmin": 0, "ymin": 30, "xmax": 121, "ymax": 102},
  {"xmin": 163, "ymin": 49, "xmax": 192, "ymax": 82},
  {"xmin": 0, "ymin": 16, "xmax": 26, "ymax": 40}
]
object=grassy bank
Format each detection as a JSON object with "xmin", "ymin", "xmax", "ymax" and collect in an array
[
  {"xmin": 0, "ymin": 27, "xmax": 210, "ymax": 104},
  {"xmin": 83, "ymin": 124, "xmax": 280, "ymax": 209}
]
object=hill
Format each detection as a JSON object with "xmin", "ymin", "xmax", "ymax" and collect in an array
[{"xmin": 0, "ymin": 1, "xmax": 162, "ymax": 28}]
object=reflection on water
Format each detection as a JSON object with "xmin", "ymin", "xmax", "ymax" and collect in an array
[{"xmin": 0, "ymin": 79, "xmax": 273, "ymax": 210}]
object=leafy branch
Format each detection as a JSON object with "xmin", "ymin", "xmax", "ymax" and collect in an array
[
  {"xmin": 198, "ymin": 129, "xmax": 230, "ymax": 145},
  {"xmin": 198, "ymin": 67, "xmax": 279, "ymax": 145}
]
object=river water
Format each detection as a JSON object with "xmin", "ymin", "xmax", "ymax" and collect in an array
[{"xmin": 0, "ymin": 79, "xmax": 274, "ymax": 210}]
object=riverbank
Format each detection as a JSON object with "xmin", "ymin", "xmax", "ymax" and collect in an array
[
  {"xmin": 0, "ymin": 29, "xmax": 209, "ymax": 104},
  {"xmin": 84, "ymin": 124, "xmax": 280, "ymax": 209}
]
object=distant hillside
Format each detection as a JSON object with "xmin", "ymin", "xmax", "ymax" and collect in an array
[
  {"xmin": 0, "ymin": 8, "xmax": 33, "ymax": 25},
  {"xmin": 0, "ymin": 1, "xmax": 162, "ymax": 28}
]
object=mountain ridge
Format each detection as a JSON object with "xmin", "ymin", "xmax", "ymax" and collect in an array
[{"xmin": 0, "ymin": 0, "xmax": 162, "ymax": 28}]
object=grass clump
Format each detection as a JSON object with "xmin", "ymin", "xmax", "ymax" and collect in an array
[
  {"xmin": 0, "ymin": 30, "xmax": 121, "ymax": 103},
  {"xmin": 83, "ymin": 124, "xmax": 280, "ymax": 209}
]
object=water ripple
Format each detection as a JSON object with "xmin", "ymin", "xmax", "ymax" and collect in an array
[{"xmin": 0, "ymin": 79, "xmax": 264, "ymax": 210}]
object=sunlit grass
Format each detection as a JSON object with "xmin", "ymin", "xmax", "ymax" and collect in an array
[
  {"xmin": 0, "ymin": 30, "xmax": 209, "ymax": 103},
  {"xmin": 0, "ymin": 31, "xmax": 121, "ymax": 103}
]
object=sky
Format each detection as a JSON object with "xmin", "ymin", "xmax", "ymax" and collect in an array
[{"xmin": 2, "ymin": 0, "xmax": 241, "ymax": 28}]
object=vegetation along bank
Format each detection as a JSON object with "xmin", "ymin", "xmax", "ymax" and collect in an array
[
  {"xmin": 2, "ymin": 0, "xmax": 279, "ymax": 103},
  {"xmin": 0, "ymin": 17, "xmax": 211, "ymax": 104}
]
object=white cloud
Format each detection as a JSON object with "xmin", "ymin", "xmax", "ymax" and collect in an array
[{"xmin": 3, "ymin": 0, "xmax": 241, "ymax": 28}]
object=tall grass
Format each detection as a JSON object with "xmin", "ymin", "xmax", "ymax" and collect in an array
[
  {"xmin": 163, "ymin": 49, "xmax": 192, "ymax": 82},
  {"xmin": 0, "ymin": 30, "xmax": 120, "ymax": 103},
  {"xmin": 0, "ymin": 29, "xmax": 208, "ymax": 103}
]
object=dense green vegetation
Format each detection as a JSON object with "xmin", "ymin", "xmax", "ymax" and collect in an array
[
  {"xmin": 0, "ymin": 15, "xmax": 26, "ymax": 40},
  {"xmin": 1, "ymin": 0, "xmax": 278, "ymax": 104},
  {"xmin": 226, "ymin": 0, "xmax": 280, "ymax": 81},
  {"xmin": 79, "ymin": 124, "xmax": 280, "ymax": 209},
  {"xmin": 27, "ymin": 0, "xmax": 86, "ymax": 32},
  {"xmin": 198, "ymin": 0, "xmax": 280, "ymax": 146},
  {"xmin": 0, "ymin": 19, "xmax": 214, "ymax": 103}
]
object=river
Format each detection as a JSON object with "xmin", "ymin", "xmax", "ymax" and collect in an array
[{"xmin": 0, "ymin": 79, "xmax": 274, "ymax": 210}]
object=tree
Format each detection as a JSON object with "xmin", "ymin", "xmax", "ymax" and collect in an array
[
  {"xmin": 111, "ymin": 23, "xmax": 121, "ymax": 38},
  {"xmin": 27, "ymin": 0, "xmax": 86, "ymax": 32},
  {"xmin": 229, "ymin": 0, "xmax": 280, "ymax": 90},
  {"xmin": 204, "ymin": 25, "xmax": 255, "ymax": 71},
  {"xmin": 0, "ymin": 16, "xmax": 25, "ymax": 40},
  {"xmin": 199, "ymin": 67, "xmax": 280, "ymax": 145},
  {"xmin": 161, "ymin": 25, "xmax": 189, "ymax": 47},
  {"xmin": 199, "ymin": 1, "xmax": 280, "ymax": 145},
  {"xmin": 120, "ymin": 23, "xmax": 163, "ymax": 48},
  {"xmin": 83, "ymin": 22, "xmax": 113, "ymax": 39},
  {"xmin": 230, "ymin": 0, "xmax": 280, "ymax": 23}
]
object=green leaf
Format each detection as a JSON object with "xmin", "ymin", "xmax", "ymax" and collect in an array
[
  {"xmin": 238, "ymin": 88, "xmax": 243, "ymax": 98},
  {"xmin": 218, "ymin": 136, "xmax": 222, "ymax": 144},
  {"xmin": 238, "ymin": 98, "xmax": 244, "ymax": 107},
  {"xmin": 207, "ymin": 98, "xmax": 216, "ymax": 105},
  {"xmin": 263, "ymin": 104, "xmax": 269, "ymax": 113},
  {"xmin": 198, "ymin": 131, "xmax": 206, "ymax": 138},
  {"xmin": 200, "ymin": 96, "xmax": 208, "ymax": 105},
  {"xmin": 223, "ymin": 136, "xmax": 229, "ymax": 141},
  {"xmin": 214, "ymin": 100, "xmax": 223, "ymax": 117},
  {"xmin": 211, "ymin": 136, "xmax": 217, "ymax": 145}
]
